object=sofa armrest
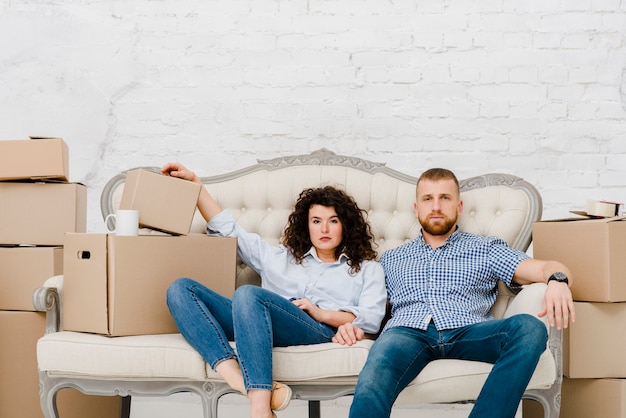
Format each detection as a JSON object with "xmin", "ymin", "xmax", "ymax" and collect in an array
[
  {"xmin": 502, "ymin": 282, "xmax": 547, "ymax": 323},
  {"xmin": 503, "ymin": 282, "xmax": 563, "ymax": 386},
  {"xmin": 32, "ymin": 275, "xmax": 64, "ymax": 334}
]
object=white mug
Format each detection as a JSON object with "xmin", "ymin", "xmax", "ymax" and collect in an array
[{"xmin": 105, "ymin": 210, "xmax": 139, "ymax": 236}]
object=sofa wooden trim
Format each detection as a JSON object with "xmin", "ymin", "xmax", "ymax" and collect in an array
[{"xmin": 35, "ymin": 149, "xmax": 559, "ymax": 418}]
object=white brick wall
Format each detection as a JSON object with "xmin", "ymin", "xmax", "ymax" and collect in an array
[{"xmin": 1, "ymin": 1, "xmax": 625, "ymax": 232}]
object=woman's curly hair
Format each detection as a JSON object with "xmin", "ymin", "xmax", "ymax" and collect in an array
[{"xmin": 281, "ymin": 186, "xmax": 377, "ymax": 273}]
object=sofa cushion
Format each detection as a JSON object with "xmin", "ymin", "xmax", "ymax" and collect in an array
[
  {"xmin": 39, "ymin": 326, "xmax": 554, "ymax": 403},
  {"xmin": 263, "ymin": 340, "xmax": 373, "ymax": 383},
  {"xmin": 396, "ymin": 348, "xmax": 555, "ymax": 405},
  {"xmin": 37, "ymin": 332, "xmax": 207, "ymax": 380}
]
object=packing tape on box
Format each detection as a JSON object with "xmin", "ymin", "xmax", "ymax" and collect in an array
[{"xmin": 586, "ymin": 200, "xmax": 621, "ymax": 217}]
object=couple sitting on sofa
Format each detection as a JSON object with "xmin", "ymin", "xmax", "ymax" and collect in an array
[{"xmin": 162, "ymin": 162, "xmax": 575, "ymax": 418}]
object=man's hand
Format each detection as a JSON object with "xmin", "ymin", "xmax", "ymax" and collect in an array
[
  {"xmin": 538, "ymin": 281, "xmax": 576, "ymax": 330},
  {"xmin": 332, "ymin": 323, "xmax": 364, "ymax": 346}
]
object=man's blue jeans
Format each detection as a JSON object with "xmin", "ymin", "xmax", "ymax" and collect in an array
[
  {"xmin": 166, "ymin": 278, "xmax": 337, "ymax": 391},
  {"xmin": 349, "ymin": 314, "xmax": 547, "ymax": 418}
]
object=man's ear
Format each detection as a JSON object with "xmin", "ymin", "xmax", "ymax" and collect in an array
[{"xmin": 457, "ymin": 199, "xmax": 464, "ymax": 216}]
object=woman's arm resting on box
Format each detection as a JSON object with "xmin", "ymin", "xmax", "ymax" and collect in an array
[{"xmin": 161, "ymin": 163, "xmax": 222, "ymax": 222}]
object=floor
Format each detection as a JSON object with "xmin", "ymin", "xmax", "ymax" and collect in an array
[{"xmin": 129, "ymin": 393, "xmax": 523, "ymax": 417}]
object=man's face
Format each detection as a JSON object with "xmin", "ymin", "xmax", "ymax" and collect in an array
[{"xmin": 414, "ymin": 178, "xmax": 463, "ymax": 236}]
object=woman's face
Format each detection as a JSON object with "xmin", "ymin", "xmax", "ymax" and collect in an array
[{"xmin": 308, "ymin": 204, "xmax": 343, "ymax": 258}]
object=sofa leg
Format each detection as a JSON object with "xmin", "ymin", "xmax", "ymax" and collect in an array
[
  {"xmin": 120, "ymin": 396, "xmax": 132, "ymax": 418},
  {"xmin": 308, "ymin": 400, "xmax": 321, "ymax": 418}
]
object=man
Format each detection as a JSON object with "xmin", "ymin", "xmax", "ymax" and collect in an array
[{"xmin": 333, "ymin": 168, "xmax": 575, "ymax": 418}]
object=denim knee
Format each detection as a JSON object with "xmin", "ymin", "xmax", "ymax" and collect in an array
[
  {"xmin": 509, "ymin": 314, "xmax": 548, "ymax": 347},
  {"xmin": 166, "ymin": 277, "xmax": 194, "ymax": 308},
  {"xmin": 232, "ymin": 284, "xmax": 262, "ymax": 305}
]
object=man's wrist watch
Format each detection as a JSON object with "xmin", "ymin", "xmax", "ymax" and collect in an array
[{"xmin": 547, "ymin": 271, "xmax": 569, "ymax": 285}]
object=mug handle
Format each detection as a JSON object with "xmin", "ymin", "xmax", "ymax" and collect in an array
[{"xmin": 105, "ymin": 213, "xmax": 117, "ymax": 233}]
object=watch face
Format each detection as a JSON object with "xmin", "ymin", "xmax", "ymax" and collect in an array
[{"xmin": 553, "ymin": 272, "xmax": 568, "ymax": 281}]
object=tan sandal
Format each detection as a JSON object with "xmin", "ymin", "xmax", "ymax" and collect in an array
[{"xmin": 270, "ymin": 381, "xmax": 292, "ymax": 411}]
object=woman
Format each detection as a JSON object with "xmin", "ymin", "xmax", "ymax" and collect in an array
[{"xmin": 163, "ymin": 163, "xmax": 387, "ymax": 418}]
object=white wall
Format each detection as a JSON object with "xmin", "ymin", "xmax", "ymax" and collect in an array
[{"xmin": 1, "ymin": 1, "xmax": 625, "ymax": 232}]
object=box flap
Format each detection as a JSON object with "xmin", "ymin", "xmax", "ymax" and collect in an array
[{"xmin": 538, "ymin": 215, "xmax": 626, "ymax": 224}]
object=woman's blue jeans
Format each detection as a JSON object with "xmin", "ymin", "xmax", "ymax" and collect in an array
[
  {"xmin": 349, "ymin": 314, "xmax": 548, "ymax": 418},
  {"xmin": 166, "ymin": 278, "xmax": 337, "ymax": 391}
]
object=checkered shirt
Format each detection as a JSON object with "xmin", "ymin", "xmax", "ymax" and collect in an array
[{"xmin": 380, "ymin": 228, "xmax": 528, "ymax": 333}]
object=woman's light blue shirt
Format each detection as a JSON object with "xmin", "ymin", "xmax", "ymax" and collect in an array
[{"xmin": 206, "ymin": 210, "xmax": 387, "ymax": 334}]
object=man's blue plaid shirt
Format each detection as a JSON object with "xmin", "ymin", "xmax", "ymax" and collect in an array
[{"xmin": 380, "ymin": 227, "xmax": 528, "ymax": 333}]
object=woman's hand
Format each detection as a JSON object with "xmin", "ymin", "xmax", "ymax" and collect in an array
[
  {"xmin": 161, "ymin": 162, "xmax": 201, "ymax": 184},
  {"xmin": 292, "ymin": 298, "xmax": 356, "ymax": 329},
  {"xmin": 291, "ymin": 298, "xmax": 356, "ymax": 328},
  {"xmin": 161, "ymin": 162, "xmax": 222, "ymax": 221},
  {"xmin": 332, "ymin": 323, "xmax": 364, "ymax": 346},
  {"xmin": 291, "ymin": 298, "xmax": 323, "ymax": 321}
]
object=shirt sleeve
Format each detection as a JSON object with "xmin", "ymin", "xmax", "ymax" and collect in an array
[
  {"xmin": 338, "ymin": 261, "xmax": 388, "ymax": 334},
  {"xmin": 206, "ymin": 209, "xmax": 274, "ymax": 275},
  {"xmin": 488, "ymin": 237, "xmax": 529, "ymax": 286}
]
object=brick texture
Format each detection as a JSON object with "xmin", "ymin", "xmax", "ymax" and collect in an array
[{"xmin": 0, "ymin": 1, "xmax": 624, "ymax": 232}]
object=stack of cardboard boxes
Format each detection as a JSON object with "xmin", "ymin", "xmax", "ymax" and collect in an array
[
  {"xmin": 0, "ymin": 139, "xmax": 239, "ymax": 416},
  {"xmin": 524, "ymin": 217, "xmax": 626, "ymax": 417},
  {"xmin": 60, "ymin": 167, "xmax": 238, "ymax": 337},
  {"xmin": 0, "ymin": 138, "xmax": 122, "ymax": 417}
]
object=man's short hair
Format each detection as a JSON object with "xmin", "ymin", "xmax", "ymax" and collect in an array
[{"xmin": 417, "ymin": 168, "xmax": 460, "ymax": 195}]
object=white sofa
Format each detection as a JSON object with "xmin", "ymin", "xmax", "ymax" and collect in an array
[{"xmin": 34, "ymin": 149, "xmax": 560, "ymax": 418}]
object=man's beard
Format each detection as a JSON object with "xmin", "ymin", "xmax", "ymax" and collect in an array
[{"xmin": 420, "ymin": 213, "xmax": 457, "ymax": 236}]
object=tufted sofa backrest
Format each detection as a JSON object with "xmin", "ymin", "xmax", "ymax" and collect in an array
[{"xmin": 102, "ymin": 149, "xmax": 542, "ymax": 317}]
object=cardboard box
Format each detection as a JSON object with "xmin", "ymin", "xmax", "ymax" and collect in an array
[
  {"xmin": 523, "ymin": 378, "xmax": 626, "ymax": 418},
  {"xmin": 0, "ymin": 137, "xmax": 69, "ymax": 181},
  {"xmin": 564, "ymin": 301, "xmax": 626, "ymax": 378},
  {"xmin": 533, "ymin": 217, "xmax": 626, "ymax": 302},
  {"xmin": 0, "ymin": 246, "xmax": 63, "ymax": 311},
  {"xmin": 119, "ymin": 168, "xmax": 201, "ymax": 235},
  {"xmin": 0, "ymin": 182, "xmax": 87, "ymax": 245},
  {"xmin": 0, "ymin": 182, "xmax": 87, "ymax": 246},
  {"xmin": 63, "ymin": 233, "xmax": 237, "ymax": 336},
  {"xmin": 0, "ymin": 311, "xmax": 122, "ymax": 418}
]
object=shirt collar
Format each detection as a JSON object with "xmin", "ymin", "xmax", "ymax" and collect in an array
[{"xmin": 305, "ymin": 247, "xmax": 348, "ymax": 264}]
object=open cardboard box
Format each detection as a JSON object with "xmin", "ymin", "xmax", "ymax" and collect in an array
[
  {"xmin": 0, "ymin": 137, "xmax": 69, "ymax": 181},
  {"xmin": 533, "ymin": 216, "xmax": 626, "ymax": 302},
  {"xmin": 62, "ymin": 233, "xmax": 237, "ymax": 336}
]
